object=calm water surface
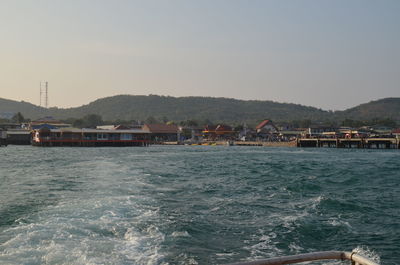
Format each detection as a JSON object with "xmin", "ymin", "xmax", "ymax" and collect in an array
[{"xmin": 0, "ymin": 146, "xmax": 399, "ymax": 264}]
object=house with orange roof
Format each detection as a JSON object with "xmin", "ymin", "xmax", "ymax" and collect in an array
[{"xmin": 202, "ymin": 124, "xmax": 235, "ymax": 140}]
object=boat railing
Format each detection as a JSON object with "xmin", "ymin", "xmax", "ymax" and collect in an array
[{"xmin": 225, "ymin": 251, "xmax": 379, "ymax": 265}]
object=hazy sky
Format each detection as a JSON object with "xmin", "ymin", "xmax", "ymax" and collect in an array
[{"xmin": 1, "ymin": 0, "xmax": 399, "ymax": 110}]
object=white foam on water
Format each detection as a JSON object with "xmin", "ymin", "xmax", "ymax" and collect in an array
[
  {"xmin": 0, "ymin": 195, "xmax": 166, "ymax": 265},
  {"xmin": 174, "ymin": 253, "xmax": 199, "ymax": 265},
  {"xmin": 242, "ymin": 196, "xmax": 328, "ymax": 261},
  {"xmin": 352, "ymin": 246, "xmax": 381, "ymax": 264},
  {"xmin": 210, "ymin": 206, "xmax": 220, "ymax": 212},
  {"xmin": 171, "ymin": 231, "xmax": 190, "ymax": 238},
  {"xmin": 326, "ymin": 218, "xmax": 352, "ymax": 230},
  {"xmin": 244, "ymin": 231, "xmax": 282, "ymax": 260},
  {"xmin": 215, "ymin": 252, "xmax": 236, "ymax": 257},
  {"xmin": 288, "ymin": 242, "xmax": 304, "ymax": 252}
]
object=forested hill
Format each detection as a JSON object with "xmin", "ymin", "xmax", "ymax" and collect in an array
[
  {"xmin": 1, "ymin": 95, "xmax": 399, "ymax": 125},
  {"xmin": 0, "ymin": 98, "xmax": 47, "ymax": 118},
  {"xmin": 0, "ymin": 95, "xmax": 329, "ymax": 124},
  {"xmin": 337, "ymin": 98, "xmax": 400, "ymax": 121}
]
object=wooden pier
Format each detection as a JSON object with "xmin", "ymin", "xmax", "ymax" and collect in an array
[
  {"xmin": 297, "ymin": 137, "xmax": 399, "ymax": 149},
  {"xmin": 234, "ymin": 141, "xmax": 297, "ymax": 147}
]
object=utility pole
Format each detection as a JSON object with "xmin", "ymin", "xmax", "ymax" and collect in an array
[{"xmin": 40, "ymin": 81, "xmax": 48, "ymax": 108}]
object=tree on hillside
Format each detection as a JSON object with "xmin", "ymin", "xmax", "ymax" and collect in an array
[
  {"xmin": 291, "ymin": 119, "xmax": 312, "ymax": 128},
  {"xmin": 161, "ymin": 116, "xmax": 169, "ymax": 123},
  {"xmin": 72, "ymin": 119, "xmax": 84, "ymax": 128},
  {"xmin": 71, "ymin": 114, "xmax": 103, "ymax": 128},
  {"xmin": 341, "ymin": 119, "xmax": 365, "ymax": 128},
  {"xmin": 166, "ymin": 121, "xmax": 176, "ymax": 125},
  {"xmin": 11, "ymin": 112, "xmax": 25, "ymax": 123},
  {"xmin": 83, "ymin": 114, "xmax": 103, "ymax": 128},
  {"xmin": 234, "ymin": 124, "xmax": 244, "ymax": 132},
  {"xmin": 146, "ymin": 116, "xmax": 158, "ymax": 124},
  {"xmin": 180, "ymin": 119, "xmax": 199, "ymax": 127},
  {"xmin": 370, "ymin": 118, "xmax": 397, "ymax": 128}
]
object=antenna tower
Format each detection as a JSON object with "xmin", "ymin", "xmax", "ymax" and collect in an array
[{"xmin": 40, "ymin": 81, "xmax": 48, "ymax": 108}]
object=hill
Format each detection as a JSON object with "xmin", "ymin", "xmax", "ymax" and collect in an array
[
  {"xmin": 0, "ymin": 98, "xmax": 49, "ymax": 119},
  {"xmin": 0, "ymin": 95, "xmax": 399, "ymax": 125},
  {"xmin": 337, "ymin": 98, "xmax": 400, "ymax": 121},
  {"xmin": 0, "ymin": 95, "xmax": 330, "ymax": 124}
]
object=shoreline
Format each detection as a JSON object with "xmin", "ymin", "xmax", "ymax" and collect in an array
[{"xmin": 160, "ymin": 141, "xmax": 297, "ymax": 147}]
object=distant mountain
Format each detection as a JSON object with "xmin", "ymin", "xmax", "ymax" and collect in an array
[
  {"xmin": 337, "ymin": 98, "xmax": 400, "ymax": 121},
  {"xmin": 0, "ymin": 98, "xmax": 48, "ymax": 119},
  {"xmin": 0, "ymin": 95, "xmax": 399, "ymax": 125},
  {"xmin": 0, "ymin": 95, "xmax": 330, "ymax": 124}
]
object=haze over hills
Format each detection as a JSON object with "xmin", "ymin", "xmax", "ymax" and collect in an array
[{"xmin": 0, "ymin": 95, "xmax": 399, "ymax": 125}]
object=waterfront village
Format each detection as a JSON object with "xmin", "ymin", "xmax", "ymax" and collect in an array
[{"xmin": 1, "ymin": 116, "xmax": 400, "ymax": 149}]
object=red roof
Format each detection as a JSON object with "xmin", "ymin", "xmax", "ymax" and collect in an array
[
  {"xmin": 392, "ymin": 128, "xmax": 400, "ymax": 134},
  {"xmin": 215, "ymin": 124, "xmax": 233, "ymax": 132},
  {"xmin": 203, "ymin": 124, "xmax": 233, "ymax": 134},
  {"xmin": 256, "ymin": 120, "xmax": 274, "ymax": 130},
  {"xmin": 143, "ymin": 124, "xmax": 178, "ymax": 133},
  {"xmin": 203, "ymin": 125, "xmax": 217, "ymax": 131}
]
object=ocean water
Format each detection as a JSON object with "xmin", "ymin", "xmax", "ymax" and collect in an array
[{"xmin": 0, "ymin": 145, "xmax": 398, "ymax": 265}]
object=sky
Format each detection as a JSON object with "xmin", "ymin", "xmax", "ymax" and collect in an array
[{"xmin": 0, "ymin": 0, "xmax": 399, "ymax": 110}]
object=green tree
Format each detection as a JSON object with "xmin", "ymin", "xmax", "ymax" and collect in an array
[
  {"xmin": 82, "ymin": 114, "xmax": 103, "ymax": 128},
  {"xmin": 161, "ymin": 116, "xmax": 169, "ymax": 124},
  {"xmin": 370, "ymin": 118, "xmax": 397, "ymax": 128},
  {"xmin": 11, "ymin": 112, "xmax": 25, "ymax": 123},
  {"xmin": 292, "ymin": 119, "xmax": 312, "ymax": 128},
  {"xmin": 341, "ymin": 119, "xmax": 365, "ymax": 128},
  {"xmin": 73, "ymin": 119, "xmax": 84, "ymax": 128},
  {"xmin": 234, "ymin": 124, "xmax": 244, "ymax": 132},
  {"xmin": 180, "ymin": 119, "xmax": 199, "ymax": 127},
  {"xmin": 146, "ymin": 116, "xmax": 158, "ymax": 124}
]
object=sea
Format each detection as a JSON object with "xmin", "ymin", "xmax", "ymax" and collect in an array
[{"xmin": 0, "ymin": 145, "xmax": 398, "ymax": 265}]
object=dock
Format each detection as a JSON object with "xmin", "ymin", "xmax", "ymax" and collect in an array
[
  {"xmin": 6, "ymin": 129, "xmax": 31, "ymax": 145},
  {"xmin": 234, "ymin": 141, "xmax": 296, "ymax": 147},
  {"xmin": 297, "ymin": 137, "xmax": 399, "ymax": 149}
]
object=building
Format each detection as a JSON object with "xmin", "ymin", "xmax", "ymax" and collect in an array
[
  {"xmin": 278, "ymin": 129, "xmax": 303, "ymax": 141},
  {"xmin": 97, "ymin": 124, "xmax": 133, "ymax": 130},
  {"xmin": 392, "ymin": 128, "xmax": 400, "ymax": 139},
  {"xmin": 31, "ymin": 128, "xmax": 150, "ymax": 147},
  {"xmin": 30, "ymin": 117, "xmax": 71, "ymax": 130},
  {"xmin": 0, "ymin": 123, "xmax": 31, "ymax": 145},
  {"xmin": 6, "ymin": 129, "xmax": 31, "ymax": 145},
  {"xmin": 142, "ymin": 124, "xmax": 179, "ymax": 142},
  {"xmin": 202, "ymin": 124, "xmax": 235, "ymax": 140},
  {"xmin": 238, "ymin": 128, "xmax": 257, "ymax": 141},
  {"xmin": 255, "ymin": 120, "xmax": 279, "ymax": 141},
  {"xmin": 304, "ymin": 125, "xmax": 338, "ymax": 137},
  {"xmin": 256, "ymin": 120, "xmax": 279, "ymax": 134},
  {"xmin": 179, "ymin": 126, "xmax": 204, "ymax": 142},
  {"xmin": 0, "ymin": 123, "xmax": 22, "ymax": 130}
]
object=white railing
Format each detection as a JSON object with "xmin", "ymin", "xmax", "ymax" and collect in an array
[{"xmin": 225, "ymin": 251, "xmax": 379, "ymax": 265}]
